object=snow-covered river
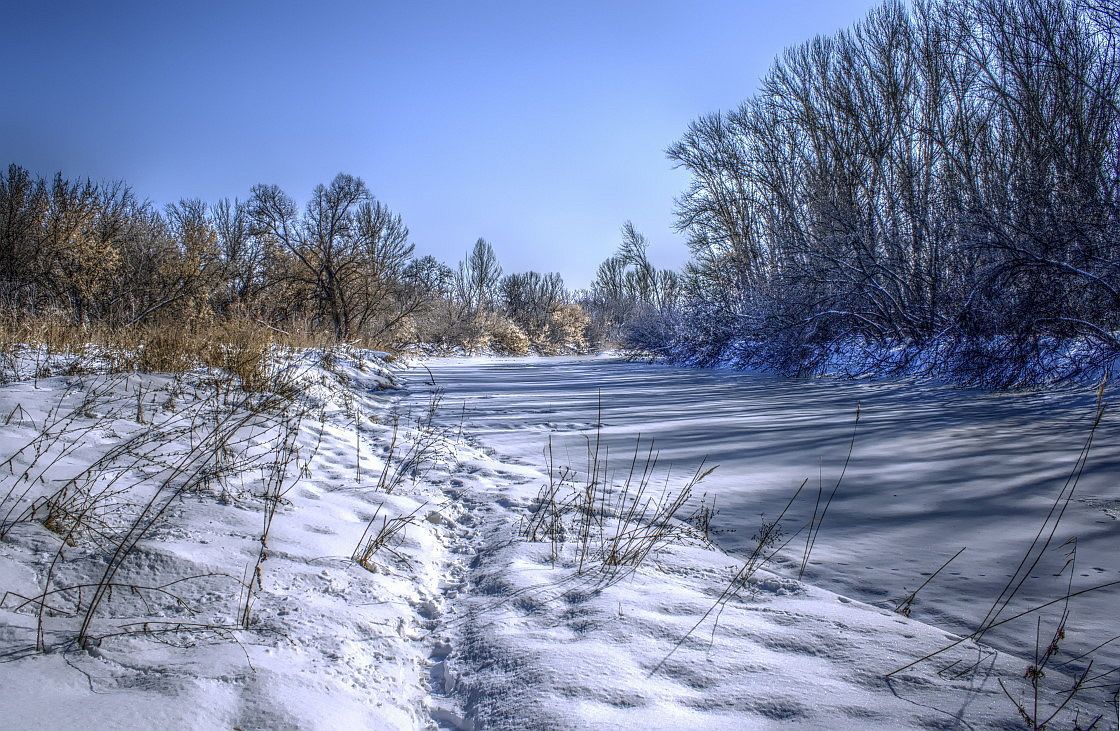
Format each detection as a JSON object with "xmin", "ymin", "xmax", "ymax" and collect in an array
[{"xmin": 413, "ymin": 355, "xmax": 1120, "ymax": 669}]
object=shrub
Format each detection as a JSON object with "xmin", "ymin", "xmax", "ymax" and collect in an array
[
  {"xmin": 488, "ymin": 315, "xmax": 530, "ymax": 355},
  {"xmin": 547, "ymin": 304, "xmax": 590, "ymax": 351}
]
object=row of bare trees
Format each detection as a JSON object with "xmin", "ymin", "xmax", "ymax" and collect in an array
[
  {"xmin": 447, "ymin": 238, "xmax": 590, "ymax": 352},
  {"xmin": 631, "ymin": 0, "xmax": 1120, "ymax": 386},
  {"xmin": 583, "ymin": 221, "xmax": 680, "ymax": 344},
  {"xmin": 0, "ymin": 167, "xmax": 590, "ymax": 353}
]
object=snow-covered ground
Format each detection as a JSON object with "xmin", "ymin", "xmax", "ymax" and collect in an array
[
  {"xmin": 0, "ymin": 350, "xmax": 1115, "ymax": 728},
  {"xmin": 411, "ymin": 355, "xmax": 1120, "ymax": 727},
  {"xmin": 0, "ymin": 349, "xmax": 453, "ymax": 728}
]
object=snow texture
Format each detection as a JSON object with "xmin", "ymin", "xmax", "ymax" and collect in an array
[{"xmin": 0, "ymin": 351, "xmax": 1115, "ymax": 729}]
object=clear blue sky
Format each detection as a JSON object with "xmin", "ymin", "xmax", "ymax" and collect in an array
[{"xmin": 2, "ymin": 0, "xmax": 881, "ymax": 288}]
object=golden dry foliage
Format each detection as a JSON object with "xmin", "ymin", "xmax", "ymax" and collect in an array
[
  {"xmin": 547, "ymin": 303, "xmax": 590, "ymax": 350},
  {"xmin": 0, "ymin": 313, "xmax": 348, "ymax": 390},
  {"xmin": 487, "ymin": 315, "xmax": 530, "ymax": 355}
]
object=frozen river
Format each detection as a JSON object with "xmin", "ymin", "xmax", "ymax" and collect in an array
[{"xmin": 410, "ymin": 355, "xmax": 1120, "ymax": 672}]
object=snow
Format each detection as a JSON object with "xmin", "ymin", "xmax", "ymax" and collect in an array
[
  {"xmin": 0, "ymin": 350, "xmax": 432, "ymax": 728},
  {"xmin": 412, "ymin": 355, "xmax": 1120, "ymax": 727},
  {"xmin": 0, "ymin": 350, "xmax": 1115, "ymax": 728}
]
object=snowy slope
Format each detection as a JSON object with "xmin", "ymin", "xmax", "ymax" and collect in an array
[{"xmin": 0, "ymin": 349, "xmax": 441, "ymax": 728}]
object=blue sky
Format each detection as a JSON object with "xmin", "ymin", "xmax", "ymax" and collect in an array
[{"xmin": 2, "ymin": 0, "xmax": 881, "ymax": 287}]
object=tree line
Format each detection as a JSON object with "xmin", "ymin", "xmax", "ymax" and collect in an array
[
  {"xmin": 6, "ymin": 0, "xmax": 1114, "ymax": 384},
  {"xmin": 0, "ymin": 167, "xmax": 593, "ymax": 354},
  {"xmin": 624, "ymin": 0, "xmax": 1119, "ymax": 386}
]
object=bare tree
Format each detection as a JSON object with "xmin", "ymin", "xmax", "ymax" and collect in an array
[
  {"xmin": 212, "ymin": 197, "xmax": 259, "ymax": 306},
  {"xmin": 589, "ymin": 222, "xmax": 679, "ymax": 342},
  {"xmin": 654, "ymin": 0, "xmax": 1119, "ymax": 384},
  {"xmin": 456, "ymin": 238, "xmax": 502, "ymax": 318},
  {"xmin": 248, "ymin": 174, "xmax": 416, "ymax": 340},
  {"xmin": 501, "ymin": 270, "xmax": 566, "ymax": 334}
]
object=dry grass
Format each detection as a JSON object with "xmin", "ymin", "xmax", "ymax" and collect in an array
[
  {"xmin": 350, "ymin": 388, "xmax": 453, "ymax": 571},
  {"xmin": 352, "ymin": 502, "xmax": 427, "ymax": 570},
  {"xmin": 0, "ymin": 313, "xmax": 395, "ymax": 387},
  {"xmin": 519, "ymin": 396, "xmax": 718, "ymax": 579},
  {"xmin": 0, "ymin": 339, "xmax": 323, "ymax": 655},
  {"xmin": 886, "ymin": 379, "xmax": 1116, "ymax": 728}
]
